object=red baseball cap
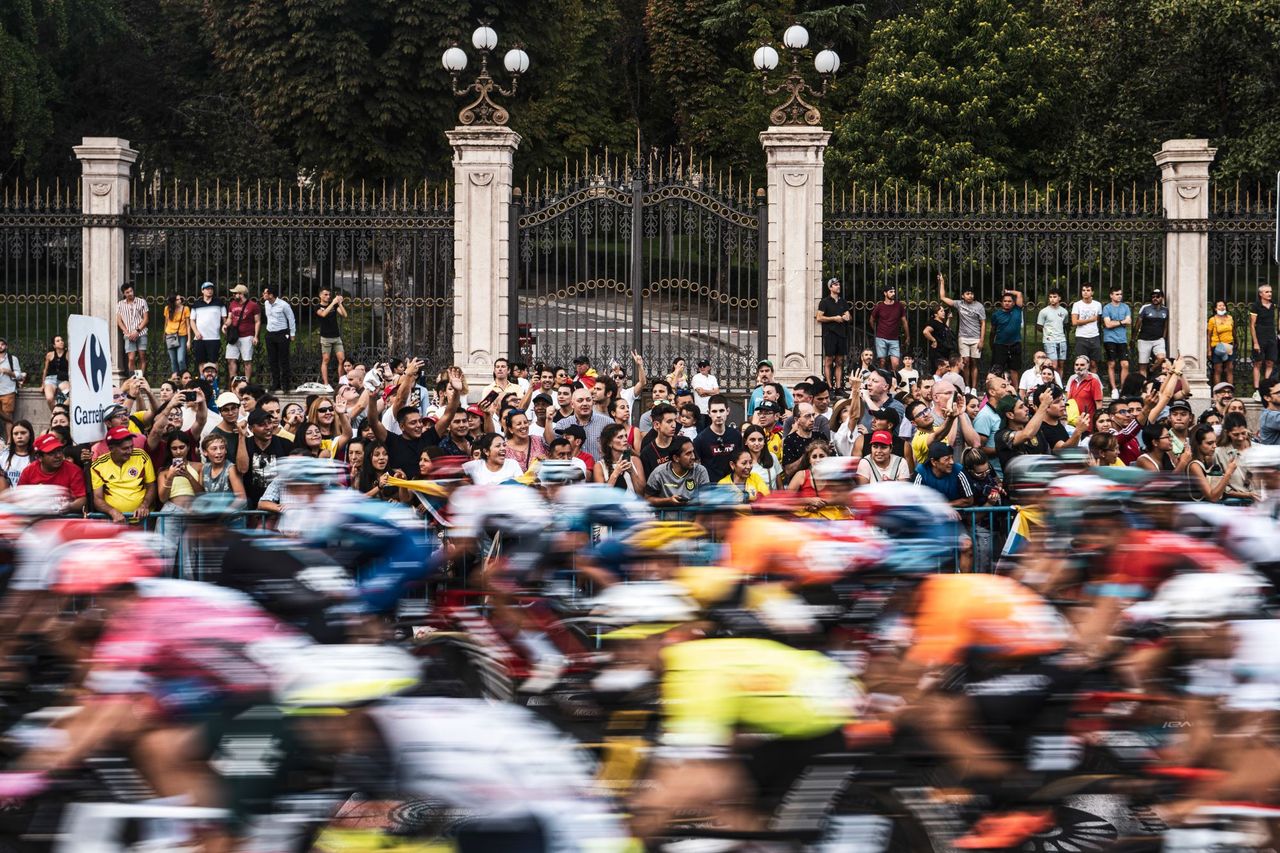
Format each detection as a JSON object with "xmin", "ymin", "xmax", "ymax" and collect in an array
[
  {"xmin": 465, "ymin": 405, "xmax": 486, "ymax": 418},
  {"xmin": 870, "ymin": 430, "xmax": 894, "ymax": 446},
  {"xmin": 33, "ymin": 433, "xmax": 64, "ymax": 453},
  {"xmin": 106, "ymin": 426, "xmax": 133, "ymax": 443}
]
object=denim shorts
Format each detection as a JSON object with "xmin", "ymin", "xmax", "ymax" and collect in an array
[
  {"xmin": 874, "ymin": 337, "xmax": 901, "ymax": 359},
  {"xmin": 124, "ymin": 332, "xmax": 147, "ymax": 353},
  {"xmin": 1213, "ymin": 343, "xmax": 1233, "ymax": 364},
  {"xmin": 1043, "ymin": 340, "xmax": 1066, "ymax": 362}
]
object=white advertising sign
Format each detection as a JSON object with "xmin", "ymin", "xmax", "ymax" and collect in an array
[{"xmin": 68, "ymin": 314, "xmax": 114, "ymax": 444}]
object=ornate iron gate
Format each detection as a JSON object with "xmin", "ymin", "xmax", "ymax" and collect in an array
[
  {"xmin": 124, "ymin": 180, "xmax": 454, "ymax": 383},
  {"xmin": 514, "ymin": 153, "xmax": 766, "ymax": 391}
]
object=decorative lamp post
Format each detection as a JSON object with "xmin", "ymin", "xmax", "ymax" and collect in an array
[
  {"xmin": 752, "ymin": 24, "xmax": 839, "ymax": 126},
  {"xmin": 442, "ymin": 25, "xmax": 530, "ymax": 126}
]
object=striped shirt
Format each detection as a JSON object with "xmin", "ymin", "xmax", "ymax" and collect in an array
[{"xmin": 117, "ymin": 297, "xmax": 148, "ymax": 334}]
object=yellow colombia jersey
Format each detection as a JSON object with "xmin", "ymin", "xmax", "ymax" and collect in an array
[{"xmin": 659, "ymin": 638, "xmax": 856, "ymax": 748}]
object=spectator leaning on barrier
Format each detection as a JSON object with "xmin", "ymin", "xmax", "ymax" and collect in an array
[
  {"xmin": 91, "ymin": 426, "xmax": 156, "ymax": 522},
  {"xmin": 645, "ymin": 435, "xmax": 708, "ymax": 507},
  {"xmin": 18, "ymin": 434, "xmax": 87, "ymax": 511},
  {"xmin": 912, "ymin": 441, "xmax": 973, "ymax": 508},
  {"xmin": 116, "ymin": 282, "xmax": 149, "ymax": 376}
]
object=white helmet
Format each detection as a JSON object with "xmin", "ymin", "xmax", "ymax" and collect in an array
[
  {"xmin": 274, "ymin": 644, "xmax": 420, "ymax": 707},
  {"xmin": 1151, "ymin": 571, "xmax": 1269, "ymax": 622},
  {"xmin": 588, "ymin": 581, "xmax": 700, "ymax": 626},
  {"xmin": 447, "ymin": 484, "xmax": 547, "ymax": 539},
  {"xmin": 1244, "ymin": 444, "xmax": 1280, "ymax": 471}
]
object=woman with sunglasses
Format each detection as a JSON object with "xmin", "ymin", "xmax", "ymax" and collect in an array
[{"xmin": 305, "ymin": 396, "xmax": 349, "ymax": 459}]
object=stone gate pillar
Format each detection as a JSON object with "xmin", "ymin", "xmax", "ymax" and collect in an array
[
  {"xmin": 73, "ymin": 137, "xmax": 137, "ymax": 380},
  {"xmin": 759, "ymin": 127, "xmax": 830, "ymax": 386},
  {"xmin": 447, "ymin": 126, "xmax": 521, "ymax": 389},
  {"xmin": 1155, "ymin": 138, "xmax": 1216, "ymax": 401}
]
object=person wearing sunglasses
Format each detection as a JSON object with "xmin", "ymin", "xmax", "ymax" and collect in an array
[{"xmin": 305, "ymin": 396, "xmax": 352, "ymax": 459}]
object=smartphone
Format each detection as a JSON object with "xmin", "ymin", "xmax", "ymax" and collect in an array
[
  {"xmin": 182, "ymin": 391, "xmax": 196, "ymax": 403},
  {"xmin": 480, "ymin": 390, "xmax": 499, "ymax": 407},
  {"xmin": 132, "ymin": 370, "xmax": 144, "ymax": 380},
  {"xmin": 621, "ymin": 449, "xmax": 632, "ymax": 462}
]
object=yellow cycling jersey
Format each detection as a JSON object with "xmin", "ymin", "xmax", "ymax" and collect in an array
[{"xmin": 659, "ymin": 638, "xmax": 857, "ymax": 749}]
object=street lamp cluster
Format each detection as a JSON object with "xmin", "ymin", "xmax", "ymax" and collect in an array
[
  {"xmin": 752, "ymin": 24, "xmax": 840, "ymax": 126},
  {"xmin": 441, "ymin": 20, "xmax": 837, "ymax": 128},
  {"xmin": 441, "ymin": 25, "xmax": 530, "ymax": 126}
]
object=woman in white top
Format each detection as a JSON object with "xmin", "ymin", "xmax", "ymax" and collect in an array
[
  {"xmin": 855, "ymin": 431, "xmax": 911, "ymax": 484},
  {"xmin": 594, "ymin": 423, "xmax": 645, "ymax": 494},
  {"xmin": 463, "ymin": 433, "xmax": 523, "ymax": 484},
  {"xmin": 1, "ymin": 421, "xmax": 34, "ymax": 488}
]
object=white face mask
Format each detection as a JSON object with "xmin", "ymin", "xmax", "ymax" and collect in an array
[
  {"xmin": 1213, "ymin": 424, "xmax": 1222, "ymax": 437},
  {"xmin": 1217, "ymin": 308, "xmax": 1228, "ymax": 316}
]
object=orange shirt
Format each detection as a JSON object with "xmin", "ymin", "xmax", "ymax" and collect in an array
[{"xmin": 906, "ymin": 573, "xmax": 1068, "ymax": 667}]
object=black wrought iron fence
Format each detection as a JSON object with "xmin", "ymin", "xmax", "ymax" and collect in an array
[
  {"xmin": 0, "ymin": 180, "xmax": 82, "ymax": 373},
  {"xmin": 515, "ymin": 151, "xmax": 766, "ymax": 393},
  {"xmin": 1209, "ymin": 183, "xmax": 1276, "ymax": 393},
  {"xmin": 823, "ymin": 183, "xmax": 1166, "ymax": 375},
  {"xmin": 124, "ymin": 179, "xmax": 454, "ymax": 386}
]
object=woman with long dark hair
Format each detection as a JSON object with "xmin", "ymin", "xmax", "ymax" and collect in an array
[
  {"xmin": 594, "ymin": 422, "xmax": 645, "ymax": 493},
  {"xmin": 463, "ymin": 432, "xmax": 522, "ymax": 484},
  {"xmin": 503, "ymin": 409, "xmax": 545, "ymax": 472},
  {"xmin": 42, "ymin": 335, "xmax": 70, "ymax": 411},
  {"xmin": 358, "ymin": 441, "xmax": 399, "ymax": 501},
  {"xmin": 1187, "ymin": 423, "xmax": 1235, "ymax": 503},
  {"xmin": 163, "ymin": 293, "xmax": 191, "ymax": 378},
  {"xmin": 741, "ymin": 425, "xmax": 779, "ymax": 491},
  {"xmin": 2, "ymin": 420, "xmax": 34, "ymax": 488}
]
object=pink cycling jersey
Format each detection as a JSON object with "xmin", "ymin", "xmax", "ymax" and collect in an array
[{"xmin": 87, "ymin": 596, "xmax": 305, "ymax": 703}]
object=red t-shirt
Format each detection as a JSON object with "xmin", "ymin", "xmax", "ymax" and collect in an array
[
  {"xmin": 17, "ymin": 458, "xmax": 87, "ymax": 499},
  {"xmin": 870, "ymin": 301, "xmax": 907, "ymax": 339},
  {"xmin": 227, "ymin": 299, "xmax": 260, "ymax": 338},
  {"xmin": 1066, "ymin": 374, "xmax": 1103, "ymax": 421}
]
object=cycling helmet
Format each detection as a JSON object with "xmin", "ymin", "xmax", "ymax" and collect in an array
[
  {"xmin": 588, "ymin": 581, "xmax": 701, "ymax": 626},
  {"xmin": 275, "ymin": 456, "xmax": 342, "ymax": 488},
  {"xmin": 535, "ymin": 459, "xmax": 587, "ymax": 485},
  {"xmin": 1003, "ymin": 455, "xmax": 1067, "ymax": 503},
  {"xmin": 812, "ymin": 456, "xmax": 861, "ymax": 483},
  {"xmin": 0, "ymin": 485, "xmax": 71, "ymax": 516},
  {"xmin": 1245, "ymin": 444, "xmax": 1280, "ymax": 471},
  {"xmin": 1134, "ymin": 473, "xmax": 1199, "ymax": 506},
  {"xmin": 615, "ymin": 520, "xmax": 705, "ymax": 554},
  {"xmin": 1150, "ymin": 571, "xmax": 1269, "ymax": 622},
  {"xmin": 682, "ymin": 483, "xmax": 751, "ymax": 512},
  {"xmin": 552, "ymin": 483, "xmax": 652, "ymax": 532},
  {"xmin": 50, "ymin": 537, "xmax": 167, "ymax": 594},
  {"xmin": 448, "ymin": 484, "xmax": 547, "ymax": 539},
  {"xmin": 186, "ymin": 491, "xmax": 247, "ymax": 520},
  {"xmin": 849, "ymin": 482, "xmax": 962, "ymax": 574},
  {"xmin": 274, "ymin": 644, "xmax": 421, "ymax": 707}
]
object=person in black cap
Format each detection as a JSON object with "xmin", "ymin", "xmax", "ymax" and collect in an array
[
  {"xmin": 572, "ymin": 354, "xmax": 597, "ymax": 382},
  {"xmin": 1135, "ymin": 288, "xmax": 1169, "ymax": 377},
  {"xmin": 816, "ymin": 278, "xmax": 853, "ymax": 391},
  {"xmin": 912, "ymin": 441, "xmax": 973, "ymax": 507}
]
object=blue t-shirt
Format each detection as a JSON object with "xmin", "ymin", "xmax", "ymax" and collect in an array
[
  {"xmin": 1259, "ymin": 408, "xmax": 1280, "ymax": 446},
  {"xmin": 971, "ymin": 403, "xmax": 1004, "ymax": 474},
  {"xmin": 1101, "ymin": 302, "xmax": 1131, "ymax": 344},
  {"xmin": 990, "ymin": 307, "xmax": 1023, "ymax": 345},
  {"xmin": 912, "ymin": 462, "xmax": 974, "ymax": 503}
]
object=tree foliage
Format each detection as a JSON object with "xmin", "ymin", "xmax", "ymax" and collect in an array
[{"xmin": 4, "ymin": 0, "xmax": 1280, "ymax": 186}]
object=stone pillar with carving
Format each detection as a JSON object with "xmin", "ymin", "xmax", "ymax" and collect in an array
[
  {"xmin": 759, "ymin": 127, "xmax": 830, "ymax": 386},
  {"xmin": 447, "ymin": 126, "xmax": 521, "ymax": 389},
  {"xmin": 73, "ymin": 137, "xmax": 137, "ymax": 380},
  {"xmin": 1155, "ymin": 138, "xmax": 1217, "ymax": 401}
]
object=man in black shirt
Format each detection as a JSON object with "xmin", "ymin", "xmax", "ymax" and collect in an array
[
  {"xmin": 640, "ymin": 403, "xmax": 679, "ymax": 474},
  {"xmin": 1250, "ymin": 284, "xmax": 1278, "ymax": 394},
  {"xmin": 993, "ymin": 388, "xmax": 1052, "ymax": 470},
  {"xmin": 367, "ymin": 359, "xmax": 459, "ymax": 473},
  {"xmin": 816, "ymin": 277, "xmax": 852, "ymax": 392},
  {"xmin": 782, "ymin": 402, "xmax": 820, "ymax": 478},
  {"xmin": 1034, "ymin": 383, "xmax": 1087, "ymax": 451},
  {"xmin": 692, "ymin": 395, "xmax": 741, "ymax": 482},
  {"xmin": 315, "ymin": 288, "xmax": 347, "ymax": 389},
  {"xmin": 243, "ymin": 408, "xmax": 292, "ymax": 509}
]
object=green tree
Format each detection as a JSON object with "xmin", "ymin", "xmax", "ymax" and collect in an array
[
  {"xmin": 0, "ymin": 0, "xmax": 120, "ymax": 176},
  {"xmin": 829, "ymin": 0, "xmax": 1077, "ymax": 185}
]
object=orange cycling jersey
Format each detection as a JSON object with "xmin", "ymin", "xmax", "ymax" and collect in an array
[{"xmin": 906, "ymin": 573, "xmax": 1069, "ymax": 667}]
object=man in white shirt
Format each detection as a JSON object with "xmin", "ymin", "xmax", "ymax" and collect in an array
[
  {"xmin": 189, "ymin": 282, "xmax": 226, "ymax": 370},
  {"xmin": 261, "ymin": 285, "xmax": 297, "ymax": 392},
  {"xmin": 1018, "ymin": 351, "xmax": 1063, "ymax": 395},
  {"xmin": 1071, "ymin": 284, "xmax": 1103, "ymax": 371},
  {"xmin": 689, "ymin": 359, "xmax": 720, "ymax": 416}
]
